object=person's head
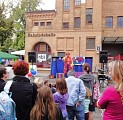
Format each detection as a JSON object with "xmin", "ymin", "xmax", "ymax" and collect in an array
[
  {"xmin": 13, "ymin": 61, "xmax": 29, "ymax": 76},
  {"xmin": 85, "ymin": 87, "xmax": 92, "ymax": 98},
  {"xmin": 44, "ymin": 80, "xmax": 49, "ymax": 86},
  {"xmin": 66, "ymin": 52, "xmax": 70, "ymax": 57},
  {"xmin": 56, "ymin": 78, "xmax": 67, "ymax": 94},
  {"xmin": 0, "ymin": 66, "xmax": 8, "ymax": 80},
  {"xmin": 30, "ymin": 86, "xmax": 56, "ymax": 120},
  {"xmin": 108, "ymin": 60, "xmax": 123, "ymax": 91},
  {"xmin": 83, "ymin": 63, "xmax": 91, "ymax": 74},
  {"xmin": 34, "ymin": 77, "xmax": 43, "ymax": 89},
  {"xmin": 67, "ymin": 70, "xmax": 75, "ymax": 77}
]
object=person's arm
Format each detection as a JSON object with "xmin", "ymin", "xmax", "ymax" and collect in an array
[
  {"xmin": 32, "ymin": 83, "xmax": 38, "ymax": 106},
  {"xmin": 0, "ymin": 82, "xmax": 6, "ymax": 92},
  {"xmin": 96, "ymin": 87, "xmax": 111, "ymax": 109},
  {"xmin": 56, "ymin": 104, "xmax": 64, "ymax": 120},
  {"xmin": 77, "ymin": 80, "xmax": 86, "ymax": 104}
]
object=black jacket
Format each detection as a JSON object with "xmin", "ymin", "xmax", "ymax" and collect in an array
[
  {"xmin": 0, "ymin": 78, "xmax": 5, "ymax": 87},
  {"xmin": 0, "ymin": 75, "xmax": 37, "ymax": 120}
]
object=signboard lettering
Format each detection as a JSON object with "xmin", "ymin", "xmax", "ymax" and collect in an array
[{"xmin": 38, "ymin": 54, "xmax": 46, "ymax": 62}]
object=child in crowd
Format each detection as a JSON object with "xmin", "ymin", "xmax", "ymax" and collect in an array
[
  {"xmin": 51, "ymin": 83, "xmax": 56, "ymax": 94},
  {"xmin": 44, "ymin": 80, "xmax": 49, "ymax": 86},
  {"xmin": 30, "ymin": 86, "xmax": 63, "ymax": 120},
  {"xmin": 53, "ymin": 78, "xmax": 69, "ymax": 120},
  {"xmin": 34, "ymin": 77, "xmax": 43, "ymax": 90},
  {"xmin": 85, "ymin": 87, "xmax": 92, "ymax": 120}
]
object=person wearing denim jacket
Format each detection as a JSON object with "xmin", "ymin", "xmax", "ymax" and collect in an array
[{"xmin": 65, "ymin": 70, "xmax": 86, "ymax": 120}]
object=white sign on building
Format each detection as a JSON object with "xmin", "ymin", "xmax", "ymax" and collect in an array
[{"xmin": 38, "ymin": 54, "xmax": 47, "ymax": 62}]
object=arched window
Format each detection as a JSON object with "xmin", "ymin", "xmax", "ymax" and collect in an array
[
  {"xmin": 34, "ymin": 42, "xmax": 51, "ymax": 68},
  {"xmin": 63, "ymin": 0, "xmax": 70, "ymax": 11},
  {"xmin": 74, "ymin": 0, "xmax": 81, "ymax": 6}
]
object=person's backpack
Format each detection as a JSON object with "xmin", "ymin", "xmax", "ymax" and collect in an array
[{"xmin": 0, "ymin": 81, "xmax": 17, "ymax": 120}]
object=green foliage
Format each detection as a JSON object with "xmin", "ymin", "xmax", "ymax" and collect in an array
[
  {"xmin": 0, "ymin": 38, "xmax": 12, "ymax": 52},
  {"xmin": 0, "ymin": 3, "xmax": 14, "ymax": 51},
  {"xmin": 11, "ymin": 0, "xmax": 42, "ymax": 50},
  {"xmin": 12, "ymin": 31, "xmax": 25, "ymax": 50},
  {"xmin": 0, "ymin": 0, "xmax": 42, "ymax": 51}
]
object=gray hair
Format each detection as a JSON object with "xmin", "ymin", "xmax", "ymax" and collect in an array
[{"xmin": 67, "ymin": 70, "xmax": 75, "ymax": 76}]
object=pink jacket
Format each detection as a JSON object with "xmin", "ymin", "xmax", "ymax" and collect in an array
[{"xmin": 98, "ymin": 86, "xmax": 123, "ymax": 120}]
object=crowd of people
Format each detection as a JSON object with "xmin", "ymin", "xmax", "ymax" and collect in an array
[{"xmin": 0, "ymin": 60, "xmax": 123, "ymax": 120}]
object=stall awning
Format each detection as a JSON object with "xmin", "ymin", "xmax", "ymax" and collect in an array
[
  {"xmin": 0, "ymin": 52, "xmax": 19, "ymax": 59},
  {"xmin": 102, "ymin": 37, "xmax": 123, "ymax": 43},
  {"xmin": 11, "ymin": 50, "xmax": 25, "ymax": 56}
]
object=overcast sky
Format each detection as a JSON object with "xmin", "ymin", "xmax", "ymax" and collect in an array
[{"xmin": 41, "ymin": 0, "xmax": 56, "ymax": 10}]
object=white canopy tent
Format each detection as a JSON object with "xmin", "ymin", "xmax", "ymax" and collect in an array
[{"xmin": 11, "ymin": 50, "xmax": 25, "ymax": 56}]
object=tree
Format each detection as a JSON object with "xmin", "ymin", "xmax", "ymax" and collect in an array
[
  {"xmin": 0, "ymin": 3, "xmax": 14, "ymax": 51},
  {"xmin": 0, "ymin": 0, "xmax": 43, "ymax": 51},
  {"xmin": 11, "ymin": 0, "xmax": 43, "ymax": 50}
]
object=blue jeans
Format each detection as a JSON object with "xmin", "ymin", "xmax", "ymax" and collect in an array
[{"xmin": 66, "ymin": 104, "xmax": 85, "ymax": 120}]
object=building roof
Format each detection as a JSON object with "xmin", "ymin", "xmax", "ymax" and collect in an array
[{"xmin": 26, "ymin": 10, "xmax": 56, "ymax": 14}]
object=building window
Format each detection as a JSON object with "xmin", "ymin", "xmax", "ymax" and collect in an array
[
  {"xmin": 75, "ymin": 0, "xmax": 81, "ymax": 6},
  {"xmin": 40, "ymin": 22, "xmax": 45, "ymax": 26},
  {"xmin": 34, "ymin": 42, "xmax": 51, "ymax": 68},
  {"xmin": 47, "ymin": 22, "xmax": 51, "ymax": 26},
  {"xmin": 86, "ymin": 38, "xmax": 95, "ymax": 49},
  {"xmin": 63, "ymin": 0, "xmax": 70, "ymax": 11},
  {"xmin": 117, "ymin": 16, "xmax": 123, "ymax": 28},
  {"xmin": 74, "ymin": 17, "xmax": 81, "ymax": 28},
  {"xmin": 63, "ymin": 22, "xmax": 69, "ymax": 29},
  {"xmin": 106, "ymin": 16, "xmax": 113, "ymax": 28},
  {"xmin": 58, "ymin": 52, "xmax": 65, "ymax": 57},
  {"xmin": 34, "ymin": 22, "xmax": 39, "ymax": 26},
  {"xmin": 86, "ymin": 8, "xmax": 93, "ymax": 24}
]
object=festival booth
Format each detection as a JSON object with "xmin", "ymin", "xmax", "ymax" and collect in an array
[
  {"xmin": 0, "ymin": 52, "xmax": 19, "ymax": 66},
  {"xmin": 11, "ymin": 50, "xmax": 25, "ymax": 60},
  {"xmin": 50, "ymin": 54, "xmax": 93, "ymax": 78}
]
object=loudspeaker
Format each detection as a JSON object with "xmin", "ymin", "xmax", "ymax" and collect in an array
[
  {"xmin": 99, "ymin": 51, "xmax": 108, "ymax": 63},
  {"xmin": 28, "ymin": 52, "xmax": 36, "ymax": 63}
]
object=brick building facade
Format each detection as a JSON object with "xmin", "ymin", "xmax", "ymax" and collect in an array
[{"xmin": 25, "ymin": 0, "xmax": 123, "ymax": 71}]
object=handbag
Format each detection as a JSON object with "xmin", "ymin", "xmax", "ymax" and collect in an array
[
  {"xmin": 93, "ymin": 82, "xmax": 100, "ymax": 100},
  {"xmin": 89, "ymin": 81, "xmax": 100, "ymax": 111},
  {"xmin": 89, "ymin": 101, "xmax": 95, "ymax": 111}
]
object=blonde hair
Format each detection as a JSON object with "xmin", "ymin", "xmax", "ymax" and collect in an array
[
  {"xmin": 85, "ymin": 87, "xmax": 92, "ymax": 98},
  {"xmin": 108, "ymin": 60, "xmax": 123, "ymax": 104},
  {"xmin": 34, "ymin": 77, "xmax": 43, "ymax": 88}
]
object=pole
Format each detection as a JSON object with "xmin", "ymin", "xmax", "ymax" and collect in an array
[{"xmin": 31, "ymin": 60, "xmax": 33, "ymax": 69}]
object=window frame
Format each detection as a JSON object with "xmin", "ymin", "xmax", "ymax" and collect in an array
[
  {"xmin": 74, "ymin": 0, "xmax": 81, "ymax": 6},
  {"xmin": 74, "ymin": 17, "xmax": 81, "ymax": 28},
  {"xmin": 34, "ymin": 22, "xmax": 39, "ymax": 26},
  {"xmin": 40, "ymin": 22, "xmax": 45, "ymax": 26},
  {"xmin": 63, "ymin": 22, "xmax": 69, "ymax": 29},
  {"xmin": 63, "ymin": 0, "xmax": 70, "ymax": 11},
  {"xmin": 86, "ymin": 38, "xmax": 95, "ymax": 50},
  {"xmin": 105, "ymin": 16, "xmax": 113, "ymax": 28},
  {"xmin": 86, "ymin": 8, "xmax": 93, "ymax": 24},
  {"xmin": 117, "ymin": 16, "xmax": 123, "ymax": 28},
  {"xmin": 46, "ymin": 22, "xmax": 52, "ymax": 26}
]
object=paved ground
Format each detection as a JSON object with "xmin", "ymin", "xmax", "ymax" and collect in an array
[{"xmin": 35, "ymin": 73, "xmax": 114, "ymax": 120}]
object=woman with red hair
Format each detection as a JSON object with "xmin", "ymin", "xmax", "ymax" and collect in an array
[{"xmin": 0, "ymin": 61, "xmax": 37, "ymax": 120}]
